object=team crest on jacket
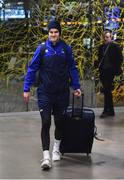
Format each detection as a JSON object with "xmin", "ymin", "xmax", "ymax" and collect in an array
[
  {"xmin": 61, "ymin": 49, "xmax": 65, "ymax": 54},
  {"xmin": 45, "ymin": 49, "xmax": 48, "ymax": 53}
]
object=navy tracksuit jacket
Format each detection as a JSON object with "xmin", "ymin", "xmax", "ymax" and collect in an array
[{"xmin": 24, "ymin": 39, "xmax": 80, "ymax": 109}]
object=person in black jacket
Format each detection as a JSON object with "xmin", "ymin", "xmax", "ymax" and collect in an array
[{"xmin": 96, "ymin": 30, "xmax": 123, "ymax": 118}]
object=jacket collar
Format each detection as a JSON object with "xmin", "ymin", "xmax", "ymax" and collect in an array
[{"xmin": 47, "ymin": 38, "xmax": 62, "ymax": 47}]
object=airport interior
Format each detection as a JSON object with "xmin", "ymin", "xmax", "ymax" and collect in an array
[{"xmin": 0, "ymin": 0, "xmax": 124, "ymax": 179}]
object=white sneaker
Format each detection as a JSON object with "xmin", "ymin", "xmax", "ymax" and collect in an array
[
  {"xmin": 52, "ymin": 151, "xmax": 61, "ymax": 161},
  {"xmin": 41, "ymin": 159, "xmax": 52, "ymax": 170}
]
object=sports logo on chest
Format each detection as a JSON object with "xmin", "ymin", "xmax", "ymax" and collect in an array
[
  {"xmin": 61, "ymin": 48, "xmax": 66, "ymax": 54},
  {"xmin": 45, "ymin": 49, "xmax": 48, "ymax": 53}
]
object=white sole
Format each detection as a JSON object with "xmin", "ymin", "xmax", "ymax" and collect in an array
[{"xmin": 41, "ymin": 160, "xmax": 52, "ymax": 170}]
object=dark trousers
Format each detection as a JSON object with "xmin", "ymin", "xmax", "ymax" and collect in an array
[
  {"xmin": 38, "ymin": 92, "xmax": 69, "ymax": 151},
  {"xmin": 100, "ymin": 69, "xmax": 115, "ymax": 113}
]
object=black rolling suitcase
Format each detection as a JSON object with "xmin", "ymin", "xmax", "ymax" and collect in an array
[{"xmin": 60, "ymin": 93, "xmax": 95, "ymax": 156}]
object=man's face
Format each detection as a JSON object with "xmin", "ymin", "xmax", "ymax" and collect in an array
[
  {"xmin": 48, "ymin": 28, "xmax": 60, "ymax": 43},
  {"xmin": 103, "ymin": 32, "xmax": 112, "ymax": 44}
]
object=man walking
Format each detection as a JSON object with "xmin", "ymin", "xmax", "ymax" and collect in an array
[
  {"xmin": 23, "ymin": 20, "xmax": 81, "ymax": 169},
  {"xmin": 96, "ymin": 30, "xmax": 123, "ymax": 118}
]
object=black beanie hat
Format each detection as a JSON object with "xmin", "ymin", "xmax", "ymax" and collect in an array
[{"xmin": 48, "ymin": 20, "xmax": 61, "ymax": 34}]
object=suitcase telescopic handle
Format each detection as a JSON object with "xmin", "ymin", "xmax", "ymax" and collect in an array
[{"xmin": 72, "ymin": 92, "xmax": 84, "ymax": 117}]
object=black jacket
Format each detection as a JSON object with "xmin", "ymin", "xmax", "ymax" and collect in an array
[{"xmin": 98, "ymin": 42, "xmax": 123, "ymax": 74}]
